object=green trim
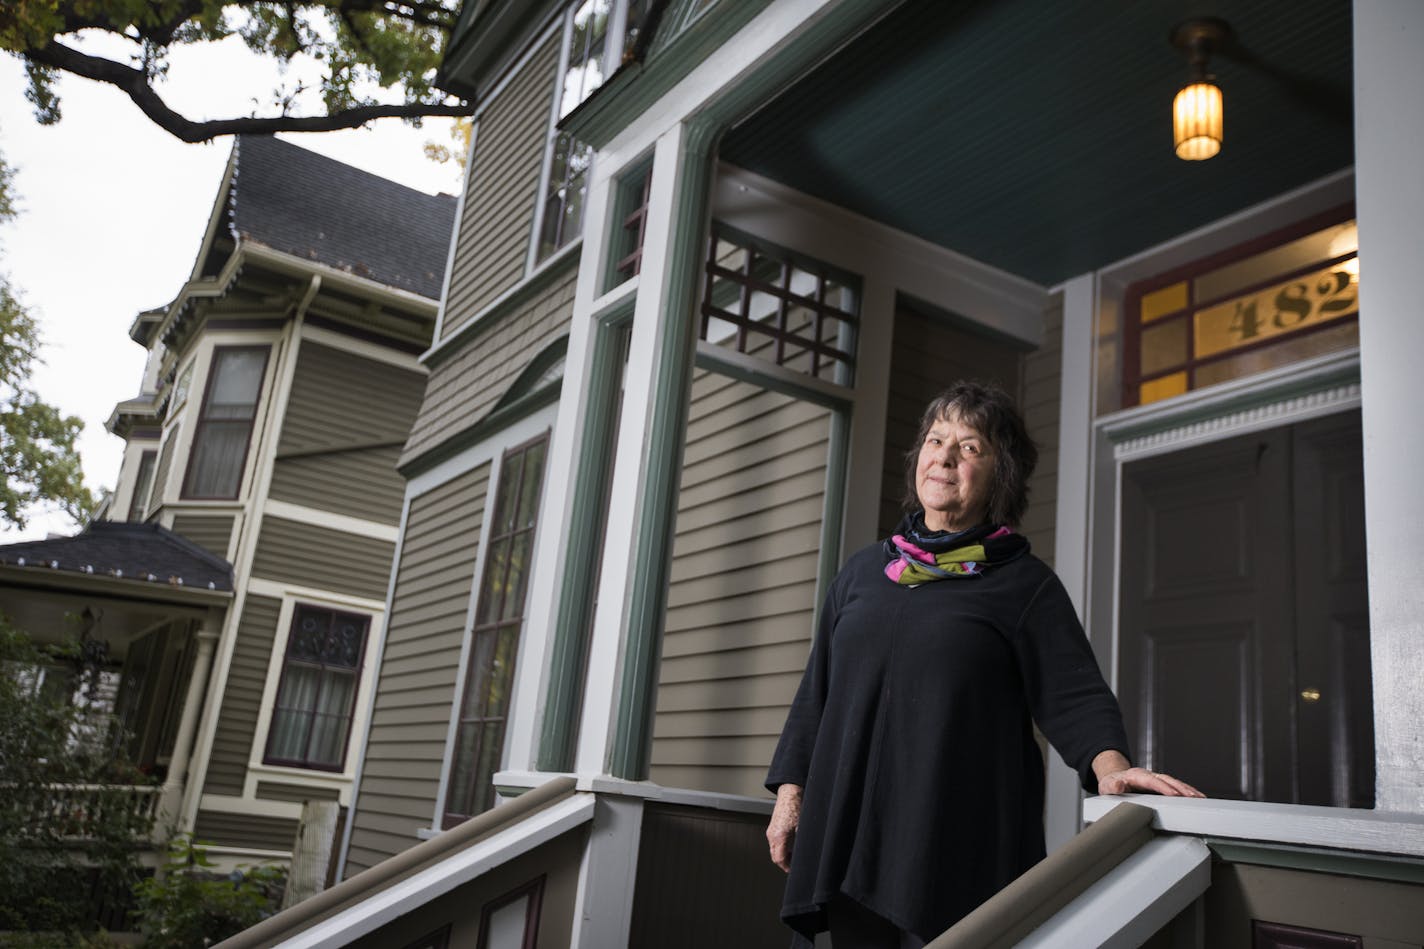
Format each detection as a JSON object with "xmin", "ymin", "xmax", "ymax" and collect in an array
[
  {"xmin": 1206, "ymin": 838, "xmax": 1424, "ymax": 886},
  {"xmin": 426, "ymin": 243, "xmax": 581, "ymax": 370},
  {"xmin": 691, "ymin": 347, "xmax": 851, "ymax": 412},
  {"xmin": 397, "ymin": 381, "xmax": 561, "ymax": 479},
  {"xmin": 537, "ymin": 308, "xmax": 636, "ymax": 772},
  {"xmin": 814, "ymin": 407, "xmax": 851, "ymax": 629},
  {"xmin": 490, "ymin": 335, "xmax": 571, "ymax": 414},
  {"xmin": 560, "ymin": 0, "xmax": 775, "ymax": 149},
  {"xmin": 607, "ymin": 119, "xmax": 721, "ymax": 781}
]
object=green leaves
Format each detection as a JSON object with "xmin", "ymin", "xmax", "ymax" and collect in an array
[
  {"xmin": 5, "ymin": 1, "xmax": 469, "ymax": 141},
  {"xmin": 0, "ymin": 148, "xmax": 94, "ymax": 531}
]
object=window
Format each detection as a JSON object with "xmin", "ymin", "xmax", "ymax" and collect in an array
[
  {"xmin": 701, "ymin": 226, "xmax": 860, "ymax": 384},
  {"xmin": 611, "ymin": 163, "xmax": 654, "ymax": 284},
  {"xmin": 128, "ymin": 450, "xmax": 157, "ymax": 521},
  {"xmin": 443, "ymin": 435, "xmax": 548, "ymax": 826},
  {"xmin": 182, "ymin": 346, "xmax": 269, "ymax": 499},
  {"xmin": 477, "ymin": 878, "xmax": 545, "ymax": 949},
  {"xmin": 1123, "ymin": 210, "xmax": 1359, "ymax": 407},
  {"xmin": 534, "ymin": 0, "xmax": 652, "ymax": 262},
  {"xmin": 264, "ymin": 605, "xmax": 370, "ymax": 771}
]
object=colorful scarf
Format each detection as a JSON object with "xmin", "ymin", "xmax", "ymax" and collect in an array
[{"xmin": 883, "ymin": 514, "xmax": 1029, "ymax": 584}]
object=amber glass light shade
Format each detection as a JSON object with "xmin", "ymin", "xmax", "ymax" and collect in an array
[{"xmin": 1173, "ymin": 80, "xmax": 1223, "ymax": 160}]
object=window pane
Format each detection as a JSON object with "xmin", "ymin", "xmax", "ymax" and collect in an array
[
  {"xmin": 208, "ymin": 349, "xmax": 266, "ymax": 416},
  {"xmin": 128, "ymin": 452, "xmax": 156, "ymax": 521},
  {"xmin": 265, "ymin": 606, "xmax": 368, "ymax": 770},
  {"xmin": 186, "ymin": 420, "xmax": 251, "ymax": 497},
  {"xmin": 1140, "ymin": 317, "xmax": 1189, "ymax": 376}
]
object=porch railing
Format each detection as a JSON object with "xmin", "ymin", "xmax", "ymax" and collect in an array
[{"xmin": 13, "ymin": 782, "xmax": 164, "ymax": 841}]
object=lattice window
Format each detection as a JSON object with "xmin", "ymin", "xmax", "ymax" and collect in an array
[
  {"xmin": 700, "ymin": 227, "xmax": 859, "ymax": 384},
  {"xmin": 264, "ymin": 605, "xmax": 369, "ymax": 771},
  {"xmin": 612, "ymin": 164, "xmax": 653, "ymax": 282},
  {"xmin": 1124, "ymin": 209, "xmax": 1359, "ymax": 407}
]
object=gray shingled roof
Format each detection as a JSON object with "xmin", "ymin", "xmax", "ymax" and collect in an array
[
  {"xmin": 228, "ymin": 135, "xmax": 458, "ymax": 300},
  {"xmin": 0, "ymin": 522, "xmax": 233, "ymax": 592}
]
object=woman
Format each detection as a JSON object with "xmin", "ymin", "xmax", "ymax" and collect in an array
[{"xmin": 765, "ymin": 382, "xmax": 1201, "ymax": 949}]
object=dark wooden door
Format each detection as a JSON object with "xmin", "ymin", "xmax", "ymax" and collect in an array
[{"xmin": 1118, "ymin": 411, "xmax": 1372, "ymax": 806}]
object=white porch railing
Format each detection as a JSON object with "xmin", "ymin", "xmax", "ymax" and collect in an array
[{"xmin": 24, "ymin": 783, "xmax": 164, "ymax": 840}]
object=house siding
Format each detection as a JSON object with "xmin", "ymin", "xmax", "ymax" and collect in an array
[
  {"xmin": 344, "ymin": 464, "xmax": 491, "ymax": 876},
  {"xmin": 249, "ymin": 516, "xmax": 396, "ymax": 600},
  {"xmin": 255, "ymin": 780, "xmax": 342, "ymax": 803},
  {"xmin": 169, "ymin": 512, "xmax": 235, "ymax": 560},
  {"xmin": 1018, "ymin": 298, "xmax": 1063, "ymax": 566},
  {"xmin": 203, "ymin": 595, "xmax": 282, "ymax": 796},
  {"xmin": 268, "ymin": 341, "xmax": 426, "ymax": 524},
  {"xmin": 403, "ymin": 265, "xmax": 576, "ymax": 465},
  {"xmin": 193, "ymin": 809, "xmax": 299, "ymax": 852},
  {"xmin": 439, "ymin": 33, "xmax": 560, "ymax": 340},
  {"xmin": 651, "ymin": 371, "xmax": 831, "ymax": 797}
]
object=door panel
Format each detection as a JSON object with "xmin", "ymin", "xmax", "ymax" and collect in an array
[
  {"xmin": 1119, "ymin": 410, "xmax": 1372, "ymax": 807},
  {"xmin": 1120, "ymin": 429, "xmax": 1293, "ymax": 802}
]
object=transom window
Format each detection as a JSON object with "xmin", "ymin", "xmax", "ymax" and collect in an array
[
  {"xmin": 700, "ymin": 226, "xmax": 860, "ymax": 384},
  {"xmin": 443, "ymin": 435, "xmax": 548, "ymax": 826},
  {"xmin": 264, "ymin": 605, "xmax": 369, "ymax": 771},
  {"xmin": 182, "ymin": 346, "xmax": 269, "ymax": 499},
  {"xmin": 1124, "ymin": 209, "xmax": 1359, "ymax": 407}
]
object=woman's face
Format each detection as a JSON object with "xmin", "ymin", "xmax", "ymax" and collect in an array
[{"xmin": 915, "ymin": 411, "xmax": 995, "ymax": 532}]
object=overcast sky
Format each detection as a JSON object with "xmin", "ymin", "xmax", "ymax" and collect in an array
[{"xmin": 1, "ymin": 33, "xmax": 463, "ymax": 542}]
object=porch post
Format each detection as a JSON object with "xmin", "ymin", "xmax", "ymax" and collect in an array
[
  {"xmin": 1353, "ymin": 0, "xmax": 1424, "ymax": 812},
  {"xmin": 574, "ymin": 118, "xmax": 717, "ymax": 778},
  {"xmin": 1045, "ymin": 272, "xmax": 1099, "ymax": 851},
  {"xmin": 162, "ymin": 614, "xmax": 221, "ymax": 831}
]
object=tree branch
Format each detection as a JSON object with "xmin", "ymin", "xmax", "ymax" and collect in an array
[{"xmin": 23, "ymin": 38, "xmax": 471, "ymax": 143}]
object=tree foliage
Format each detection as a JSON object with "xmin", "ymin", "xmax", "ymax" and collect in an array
[
  {"xmin": 133, "ymin": 836, "xmax": 286, "ymax": 948},
  {"xmin": 0, "ymin": 616, "xmax": 156, "ymax": 941},
  {"xmin": 0, "ymin": 147, "xmax": 93, "ymax": 531},
  {"xmin": 0, "ymin": 1, "xmax": 470, "ymax": 142}
]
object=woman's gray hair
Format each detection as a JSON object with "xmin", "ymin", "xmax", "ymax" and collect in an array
[{"xmin": 902, "ymin": 381, "xmax": 1039, "ymax": 527}]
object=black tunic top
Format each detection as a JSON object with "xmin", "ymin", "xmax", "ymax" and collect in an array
[{"xmin": 765, "ymin": 538, "xmax": 1130, "ymax": 943}]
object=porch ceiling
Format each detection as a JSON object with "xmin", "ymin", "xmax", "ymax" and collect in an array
[{"xmin": 720, "ymin": 0, "xmax": 1354, "ymax": 287}]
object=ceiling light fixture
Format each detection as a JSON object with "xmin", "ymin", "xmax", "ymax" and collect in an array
[{"xmin": 1170, "ymin": 17, "xmax": 1231, "ymax": 161}]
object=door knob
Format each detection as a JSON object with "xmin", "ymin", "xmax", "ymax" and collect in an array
[{"xmin": 1300, "ymin": 688, "xmax": 1321, "ymax": 702}]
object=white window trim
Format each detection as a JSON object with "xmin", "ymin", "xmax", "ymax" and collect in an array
[
  {"xmin": 424, "ymin": 403, "xmax": 560, "ymax": 831},
  {"xmin": 244, "ymin": 589, "xmax": 385, "ymax": 791},
  {"xmin": 527, "ymin": 1, "xmax": 643, "ymax": 275}
]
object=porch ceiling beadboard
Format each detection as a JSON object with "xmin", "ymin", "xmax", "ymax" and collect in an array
[{"xmin": 720, "ymin": 0, "xmax": 1353, "ymax": 286}]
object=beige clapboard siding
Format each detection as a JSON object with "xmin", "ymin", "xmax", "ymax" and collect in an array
[
  {"xmin": 147, "ymin": 423, "xmax": 181, "ymax": 518},
  {"xmin": 403, "ymin": 265, "xmax": 575, "ymax": 464},
  {"xmin": 248, "ymin": 516, "xmax": 396, "ymax": 600},
  {"xmin": 203, "ymin": 595, "xmax": 282, "ymax": 796},
  {"xmin": 343, "ymin": 464, "xmax": 489, "ymax": 876},
  {"xmin": 193, "ymin": 809, "xmax": 298, "ymax": 852},
  {"xmin": 268, "ymin": 342, "xmax": 426, "ymax": 524},
  {"xmin": 169, "ymin": 512, "xmax": 235, "ymax": 560},
  {"xmin": 1018, "ymin": 300, "xmax": 1063, "ymax": 565},
  {"xmin": 255, "ymin": 780, "xmax": 341, "ymax": 803},
  {"xmin": 439, "ymin": 34, "xmax": 559, "ymax": 339},
  {"xmin": 649, "ymin": 370, "xmax": 830, "ymax": 797}
]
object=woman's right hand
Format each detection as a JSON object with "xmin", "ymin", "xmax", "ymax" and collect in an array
[{"xmin": 767, "ymin": 783, "xmax": 803, "ymax": 872}]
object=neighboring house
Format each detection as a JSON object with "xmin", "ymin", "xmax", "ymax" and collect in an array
[
  {"xmin": 0, "ymin": 135, "xmax": 455, "ymax": 872},
  {"xmin": 222, "ymin": 1, "xmax": 1424, "ymax": 947}
]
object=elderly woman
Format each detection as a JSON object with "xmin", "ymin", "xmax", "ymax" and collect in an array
[{"xmin": 765, "ymin": 381, "xmax": 1201, "ymax": 949}]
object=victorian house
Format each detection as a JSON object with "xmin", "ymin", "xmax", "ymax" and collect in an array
[
  {"xmin": 0, "ymin": 134, "xmax": 454, "ymax": 873},
  {"xmin": 177, "ymin": 0, "xmax": 1424, "ymax": 946}
]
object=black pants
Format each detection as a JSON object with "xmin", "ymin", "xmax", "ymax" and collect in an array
[{"xmin": 826, "ymin": 898, "xmax": 926, "ymax": 949}]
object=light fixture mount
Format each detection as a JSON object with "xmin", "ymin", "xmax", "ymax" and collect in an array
[{"xmin": 1170, "ymin": 17, "xmax": 1232, "ymax": 77}]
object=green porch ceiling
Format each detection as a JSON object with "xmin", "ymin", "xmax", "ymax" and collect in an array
[{"xmin": 720, "ymin": 0, "xmax": 1353, "ymax": 287}]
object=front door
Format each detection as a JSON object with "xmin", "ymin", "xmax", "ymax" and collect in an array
[{"xmin": 1117, "ymin": 410, "xmax": 1373, "ymax": 806}]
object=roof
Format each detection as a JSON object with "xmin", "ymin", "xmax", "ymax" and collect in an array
[
  {"xmin": 226, "ymin": 135, "xmax": 458, "ymax": 300},
  {"xmin": 0, "ymin": 521, "xmax": 234, "ymax": 593}
]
